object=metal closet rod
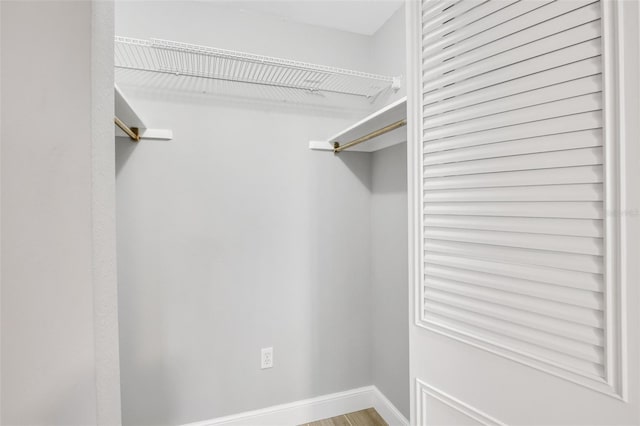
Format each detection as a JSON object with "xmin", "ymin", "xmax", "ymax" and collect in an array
[
  {"xmin": 114, "ymin": 116, "xmax": 140, "ymax": 142},
  {"xmin": 333, "ymin": 119, "xmax": 407, "ymax": 153}
]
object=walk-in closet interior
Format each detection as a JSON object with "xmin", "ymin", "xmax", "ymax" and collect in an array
[
  {"xmin": 110, "ymin": 0, "xmax": 640, "ymax": 424},
  {"xmin": 7, "ymin": 0, "xmax": 640, "ymax": 425},
  {"xmin": 114, "ymin": 2, "xmax": 409, "ymax": 424}
]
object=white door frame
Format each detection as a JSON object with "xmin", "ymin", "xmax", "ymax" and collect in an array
[{"xmin": 90, "ymin": 0, "xmax": 122, "ymax": 424}]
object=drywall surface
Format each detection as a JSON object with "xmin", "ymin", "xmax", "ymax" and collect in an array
[
  {"xmin": 371, "ymin": 144, "xmax": 409, "ymax": 419},
  {"xmin": 371, "ymin": 4, "xmax": 407, "ymax": 108},
  {"xmin": 1, "ymin": 1, "xmax": 120, "ymax": 424},
  {"xmin": 370, "ymin": 4, "xmax": 410, "ymax": 419},
  {"xmin": 115, "ymin": 2, "xmax": 374, "ymax": 424}
]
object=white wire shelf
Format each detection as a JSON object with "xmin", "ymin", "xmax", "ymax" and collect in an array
[{"xmin": 115, "ymin": 36, "xmax": 400, "ymax": 100}]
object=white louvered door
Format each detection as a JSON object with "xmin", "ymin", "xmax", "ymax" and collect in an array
[{"xmin": 407, "ymin": 0, "xmax": 640, "ymax": 424}]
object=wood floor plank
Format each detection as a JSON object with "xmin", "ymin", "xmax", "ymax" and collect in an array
[
  {"xmin": 303, "ymin": 417, "xmax": 348, "ymax": 426},
  {"xmin": 302, "ymin": 408, "xmax": 387, "ymax": 426},
  {"xmin": 300, "ymin": 415, "xmax": 350, "ymax": 426},
  {"xmin": 345, "ymin": 408, "xmax": 387, "ymax": 426}
]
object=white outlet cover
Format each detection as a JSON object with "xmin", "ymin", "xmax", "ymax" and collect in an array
[{"xmin": 261, "ymin": 347, "xmax": 273, "ymax": 369}]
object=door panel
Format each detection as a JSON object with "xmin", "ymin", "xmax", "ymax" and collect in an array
[{"xmin": 407, "ymin": 0, "xmax": 640, "ymax": 424}]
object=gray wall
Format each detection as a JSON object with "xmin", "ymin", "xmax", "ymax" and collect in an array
[
  {"xmin": 116, "ymin": 102, "xmax": 373, "ymax": 426},
  {"xmin": 371, "ymin": 5, "xmax": 407, "ymax": 107},
  {"xmin": 1, "ymin": 1, "xmax": 121, "ymax": 424},
  {"xmin": 371, "ymin": 143, "xmax": 409, "ymax": 419},
  {"xmin": 115, "ymin": 3, "xmax": 376, "ymax": 425},
  {"xmin": 370, "ymin": 5, "xmax": 410, "ymax": 420},
  {"xmin": 115, "ymin": 2, "xmax": 409, "ymax": 424}
]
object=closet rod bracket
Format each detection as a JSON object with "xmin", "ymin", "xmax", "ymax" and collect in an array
[{"xmin": 114, "ymin": 116, "xmax": 140, "ymax": 142}]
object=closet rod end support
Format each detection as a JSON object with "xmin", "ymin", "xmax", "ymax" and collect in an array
[
  {"xmin": 130, "ymin": 127, "xmax": 140, "ymax": 142},
  {"xmin": 114, "ymin": 116, "xmax": 141, "ymax": 142},
  {"xmin": 391, "ymin": 76, "xmax": 402, "ymax": 91}
]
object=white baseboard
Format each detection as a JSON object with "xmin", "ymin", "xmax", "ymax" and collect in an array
[
  {"xmin": 372, "ymin": 387, "xmax": 409, "ymax": 426},
  {"xmin": 182, "ymin": 386, "xmax": 409, "ymax": 426}
]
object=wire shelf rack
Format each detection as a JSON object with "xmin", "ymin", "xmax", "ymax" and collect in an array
[{"xmin": 115, "ymin": 36, "xmax": 399, "ymax": 100}]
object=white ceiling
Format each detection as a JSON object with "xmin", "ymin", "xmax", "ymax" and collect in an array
[{"xmin": 234, "ymin": 1, "xmax": 405, "ymax": 36}]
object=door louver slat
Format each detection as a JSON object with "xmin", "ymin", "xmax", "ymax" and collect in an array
[
  {"xmin": 423, "ymin": 1, "xmax": 598, "ymax": 65},
  {"xmin": 423, "ymin": 264, "xmax": 604, "ymax": 310},
  {"xmin": 423, "ymin": 24, "xmax": 601, "ymax": 93},
  {"xmin": 423, "ymin": 227, "xmax": 602, "ymax": 255},
  {"xmin": 422, "ymin": 1, "xmax": 524, "ymax": 50},
  {"xmin": 423, "ymin": 311, "xmax": 605, "ymax": 377},
  {"xmin": 423, "ymin": 148, "xmax": 602, "ymax": 177},
  {"xmin": 424, "ymin": 201, "xmax": 603, "ymax": 219},
  {"xmin": 423, "ymin": 58, "xmax": 602, "ymax": 117},
  {"xmin": 423, "ymin": 112, "xmax": 602, "ymax": 153},
  {"xmin": 423, "ymin": 166, "xmax": 603, "ymax": 190},
  {"xmin": 423, "ymin": 130, "xmax": 602, "ymax": 165},
  {"xmin": 423, "ymin": 293, "xmax": 604, "ymax": 354},
  {"xmin": 424, "ymin": 76, "xmax": 602, "ymax": 130},
  {"xmin": 420, "ymin": 0, "xmax": 607, "ymax": 383},
  {"xmin": 424, "ymin": 239, "xmax": 603, "ymax": 274},
  {"xmin": 423, "ymin": 215, "xmax": 603, "ymax": 238},
  {"xmin": 424, "ymin": 5, "xmax": 601, "ymax": 78},
  {"xmin": 424, "ymin": 274, "xmax": 603, "ymax": 324},
  {"xmin": 423, "ymin": 39, "xmax": 601, "ymax": 101}
]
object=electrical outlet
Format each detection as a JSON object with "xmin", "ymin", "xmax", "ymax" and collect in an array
[{"xmin": 261, "ymin": 347, "xmax": 273, "ymax": 369}]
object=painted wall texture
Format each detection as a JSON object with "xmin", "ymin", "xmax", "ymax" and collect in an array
[
  {"xmin": 1, "ymin": 1, "xmax": 120, "ymax": 424},
  {"xmin": 371, "ymin": 143, "xmax": 409, "ymax": 419},
  {"xmin": 370, "ymin": 6, "xmax": 410, "ymax": 419}
]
